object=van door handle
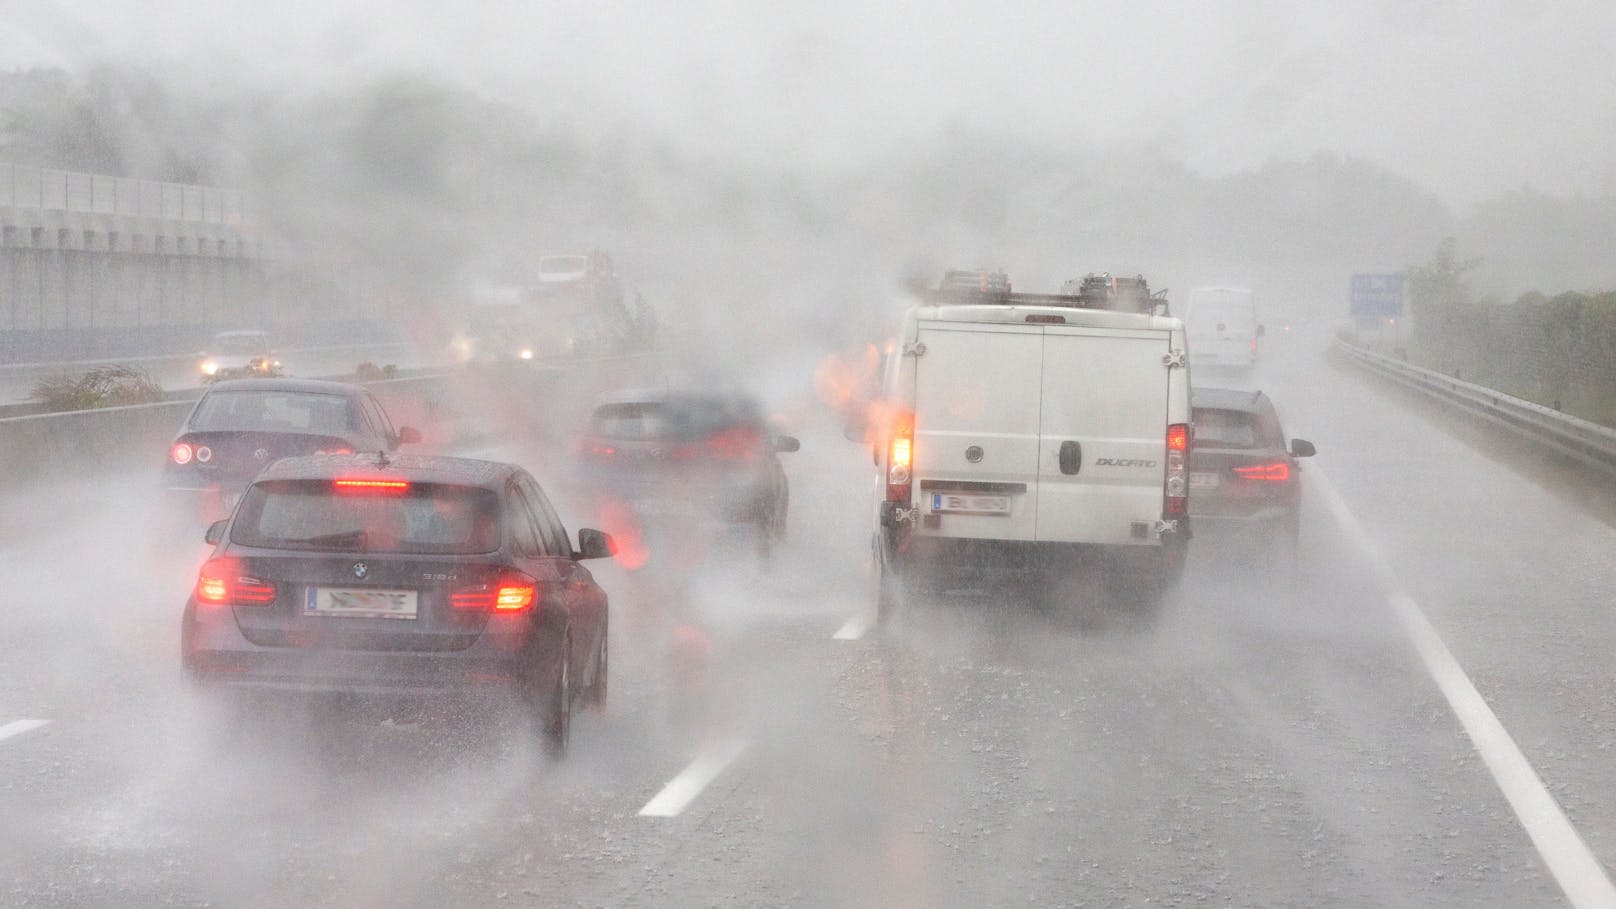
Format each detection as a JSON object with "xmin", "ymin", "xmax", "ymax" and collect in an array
[{"xmin": 1059, "ymin": 440, "xmax": 1081, "ymax": 475}]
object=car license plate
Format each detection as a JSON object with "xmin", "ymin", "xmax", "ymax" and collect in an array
[
  {"xmin": 930, "ymin": 493, "xmax": 1011, "ymax": 515},
  {"xmin": 305, "ymin": 587, "xmax": 418, "ymax": 620},
  {"xmin": 1190, "ymin": 471, "xmax": 1221, "ymax": 490}
]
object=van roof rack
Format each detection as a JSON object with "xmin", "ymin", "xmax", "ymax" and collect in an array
[{"xmin": 927, "ymin": 271, "xmax": 1171, "ymax": 316}]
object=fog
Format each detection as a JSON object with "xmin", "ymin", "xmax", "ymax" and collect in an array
[{"xmin": 5, "ymin": 3, "xmax": 1616, "ymax": 907}]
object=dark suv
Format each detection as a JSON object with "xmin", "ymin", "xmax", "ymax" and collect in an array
[
  {"xmin": 1188, "ymin": 388, "xmax": 1316, "ymax": 556},
  {"xmin": 181, "ymin": 453, "xmax": 613, "ymax": 756}
]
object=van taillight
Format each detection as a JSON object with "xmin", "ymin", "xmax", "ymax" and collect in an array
[
  {"xmin": 196, "ymin": 558, "xmax": 276, "ymax": 606},
  {"xmin": 1164, "ymin": 423, "xmax": 1190, "ymax": 517},
  {"xmin": 886, "ymin": 412, "xmax": 914, "ymax": 502},
  {"xmin": 452, "ymin": 572, "xmax": 539, "ymax": 613}
]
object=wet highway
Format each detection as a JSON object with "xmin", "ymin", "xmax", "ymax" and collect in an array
[{"xmin": 2, "ymin": 334, "xmax": 1613, "ymax": 907}]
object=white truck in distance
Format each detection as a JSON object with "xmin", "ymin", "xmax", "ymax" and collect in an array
[
  {"xmin": 1184, "ymin": 287, "xmax": 1260, "ymax": 369},
  {"xmin": 868, "ymin": 284, "xmax": 1193, "ymax": 624}
]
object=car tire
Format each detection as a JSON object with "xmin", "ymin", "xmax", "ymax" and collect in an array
[
  {"xmin": 770, "ymin": 486, "xmax": 789, "ymax": 541},
  {"xmin": 581, "ymin": 626, "xmax": 608, "ymax": 710},
  {"xmin": 1267, "ymin": 518, "xmax": 1301, "ymax": 597},
  {"xmin": 537, "ymin": 632, "xmax": 573, "ymax": 758}
]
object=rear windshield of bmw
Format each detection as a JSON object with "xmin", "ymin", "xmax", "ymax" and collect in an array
[
  {"xmin": 1193, "ymin": 408, "xmax": 1281, "ymax": 450},
  {"xmin": 230, "ymin": 480, "xmax": 501, "ymax": 554},
  {"xmin": 192, "ymin": 391, "xmax": 359, "ymax": 435}
]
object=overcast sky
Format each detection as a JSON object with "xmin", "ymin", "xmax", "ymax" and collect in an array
[{"xmin": 6, "ymin": 0, "xmax": 1615, "ymax": 206}]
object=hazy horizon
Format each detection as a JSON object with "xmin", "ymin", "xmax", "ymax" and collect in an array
[{"xmin": 5, "ymin": 0, "xmax": 1615, "ymax": 208}]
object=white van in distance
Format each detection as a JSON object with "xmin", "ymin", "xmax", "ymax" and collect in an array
[
  {"xmin": 1185, "ymin": 287, "xmax": 1260, "ymax": 369},
  {"xmin": 867, "ymin": 279, "xmax": 1193, "ymax": 623}
]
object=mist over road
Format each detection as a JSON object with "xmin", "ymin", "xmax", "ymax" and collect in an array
[{"xmin": 3, "ymin": 332, "xmax": 1613, "ymax": 907}]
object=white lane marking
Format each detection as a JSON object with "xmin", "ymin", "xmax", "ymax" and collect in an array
[
  {"xmin": 833, "ymin": 615, "xmax": 869, "ymax": 640},
  {"xmin": 638, "ymin": 738, "xmax": 748, "ymax": 818},
  {"xmin": 1310, "ymin": 468, "xmax": 1616, "ymax": 909},
  {"xmin": 0, "ymin": 719, "xmax": 50, "ymax": 743}
]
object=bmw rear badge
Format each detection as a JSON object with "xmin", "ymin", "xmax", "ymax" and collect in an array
[
  {"xmin": 352, "ymin": 562, "xmax": 368, "ymax": 579},
  {"xmin": 965, "ymin": 445, "xmax": 984, "ymax": 463},
  {"xmin": 253, "ymin": 448, "xmax": 270, "ymax": 461}
]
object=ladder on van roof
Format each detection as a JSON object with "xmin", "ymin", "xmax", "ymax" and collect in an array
[{"xmin": 927, "ymin": 271, "xmax": 1171, "ymax": 316}]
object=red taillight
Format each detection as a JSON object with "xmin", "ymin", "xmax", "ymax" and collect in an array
[
  {"xmin": 1233, "ymin": 461, "xmax": 1291, "ymax": 482},
  {"xmin": 318, "ymin": 447, "xmax": 355, "ymax": 456},
  {"xmin": 333, "ymin": 478, "xmax": 409, "ymax": 494},
  {"xmin": 578, "ymin": 438, "xmax": 616, "ymax": 458},
  {"xmin": 886, "ymin": 412, "xmax": 914, "ymax": 502},
  {"xmin": 196, "ymin": 558, "xmax": 276, "ymax": 606},
  {"xmin": 452, "ymin": 572, "xmax": 538, "ymax": 613},
  {"xmin": 171, "ymin": 442, "xmax": 194, "ymax": 465},
  {"xmin": 1164, "ymin": 422, "xmax": 1190, "ymax": 518},
  {"xmin": 1167, "ymin": 424, "xmax": 1189, "ymax": 452}
]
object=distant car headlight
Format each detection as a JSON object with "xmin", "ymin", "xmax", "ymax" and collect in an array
[
  {"xmin": 519, "ymin": 348, "xmax": 534, "ymax": 360},
  {"xmin": 201, "ymin": 360, "xmax": 219, "ymax": 376}
]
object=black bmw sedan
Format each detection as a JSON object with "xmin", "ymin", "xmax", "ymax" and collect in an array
[{"xmin": 181, "ymin": 453, "xmax": 613, "ymax": 756}]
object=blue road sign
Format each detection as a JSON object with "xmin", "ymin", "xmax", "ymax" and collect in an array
[{"xmin": 1351, "ymin": 273, "xmax": 1405, "ymax": 318}]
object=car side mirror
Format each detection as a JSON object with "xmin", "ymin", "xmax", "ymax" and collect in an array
[
  {"xmin": 204, "ymin": 519, "xmax": 227, "ymax": 545},
  {"xmin": 775, "ymin": 435, "xmax": 801, "ymax": 453},
  {"xmin": 574, "ymin": 528, "xmax": 616, "ymax": 560},
  {"xmin": 396, "ymin": 426, "xmax": 422, "ymax": 445},
  {"xmin": 1290, "ymin": 438, "xmax": 1316, "ymax": 458}
]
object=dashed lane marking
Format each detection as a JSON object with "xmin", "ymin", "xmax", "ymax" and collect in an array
[
  {"xmin": 1311, "ymin": 467, "xmax": 1616, "ymax": 909},
  {"xmin": 0, "ymin": 719, "xmax": 50, "ymax": 743},
  {"xmin": 833, "ymin": 615, "xmax": 869, "ymax": 640},
  {"xmin": 638, "ymin": 738, "xmax": 748, "ymax": 818}
]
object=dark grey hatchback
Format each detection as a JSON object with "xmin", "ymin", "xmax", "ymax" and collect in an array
[
  {"xmin": 1188, "ymin": 388, "xmax": 1316, "ymax": 559},
  {"xmin": 181, "ymin": 453, "xmax": 613, "ymax": 755}
]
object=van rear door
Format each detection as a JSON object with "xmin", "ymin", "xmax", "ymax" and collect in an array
[
  {"xmin": 911, "ymin": 320, "xmax": 1042, "ymax": 541},
  {"xmin": 1035, "ymin": 327, "xmax": 1169, "ymax": 545}
]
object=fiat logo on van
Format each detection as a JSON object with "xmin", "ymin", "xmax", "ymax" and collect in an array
[{"xmin": 964, "ymin": 445, "xmax": 984, "ymax": 463}]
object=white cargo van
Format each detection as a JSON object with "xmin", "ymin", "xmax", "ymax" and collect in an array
[
  {"xmin": 1185, "ymin": 287, "xmax": 1260, "ymax": 369},
  {"xmin": 869, "ymin": 291, "xmax": 1192, "ymax": 622}
]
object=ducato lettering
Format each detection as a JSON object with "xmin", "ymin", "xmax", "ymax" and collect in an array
[{"xmin": 1095, "ymin": 458, "xmax": 1157, "ymax": 468}]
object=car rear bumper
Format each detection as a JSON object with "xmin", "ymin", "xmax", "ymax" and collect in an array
[{"xmin": 182, "ymin": 606, "xmax": 536, "ymax": 696}]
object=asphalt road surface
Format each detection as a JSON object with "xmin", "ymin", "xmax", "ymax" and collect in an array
[{"xmin": 2, "ymin": 335, "xmax": 1613, "ymax": 907}]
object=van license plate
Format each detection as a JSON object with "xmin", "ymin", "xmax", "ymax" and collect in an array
[
  {"xmin": 930, "ymin": 493, "xmax": 1011, "ymax": 515},
  {"xmin": 305, "ymin": 587, "xmax": 418, "ymax": 620}
]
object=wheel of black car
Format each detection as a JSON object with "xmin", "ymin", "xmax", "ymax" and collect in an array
[
  {"xmin": 582, "ymin": 626, "xmax": 608, "ymax": 710},
  {"xmin": 539, "ymin": 633, "xmax": 573, "ymax": 758},
  {"xmin": 770, "ymin": 487, "xmax": 789, "ymax": 541}
]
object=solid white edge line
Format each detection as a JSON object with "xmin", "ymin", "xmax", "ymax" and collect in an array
[
  {"xmin": 1309, "ymin": 468, "xmax": 1616, "ymax": 909},
  {"xmin": 0, "ymin": 719, "xmax": 50, "ymax": 742},
  {"xmin": 834, "ymin": 616, "xmax": 869, "ymax": 640},
  {"xmin": 638, "ymin": 738, "xmax": 748, "ymax": 818}
]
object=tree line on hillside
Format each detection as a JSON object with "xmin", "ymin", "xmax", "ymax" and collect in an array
[{"xmin": 1408, "ymin": 237, "xmax": 1616, "ymax": 426}]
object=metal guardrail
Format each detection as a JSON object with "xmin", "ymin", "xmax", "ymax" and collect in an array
[
  {"xmin": 1333, "ymin": 338, "xmax": 1616, "ymax": 479},
  {"xmin": 0, "ymin": 162, "xmax": 249, "ymax": 225}
]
